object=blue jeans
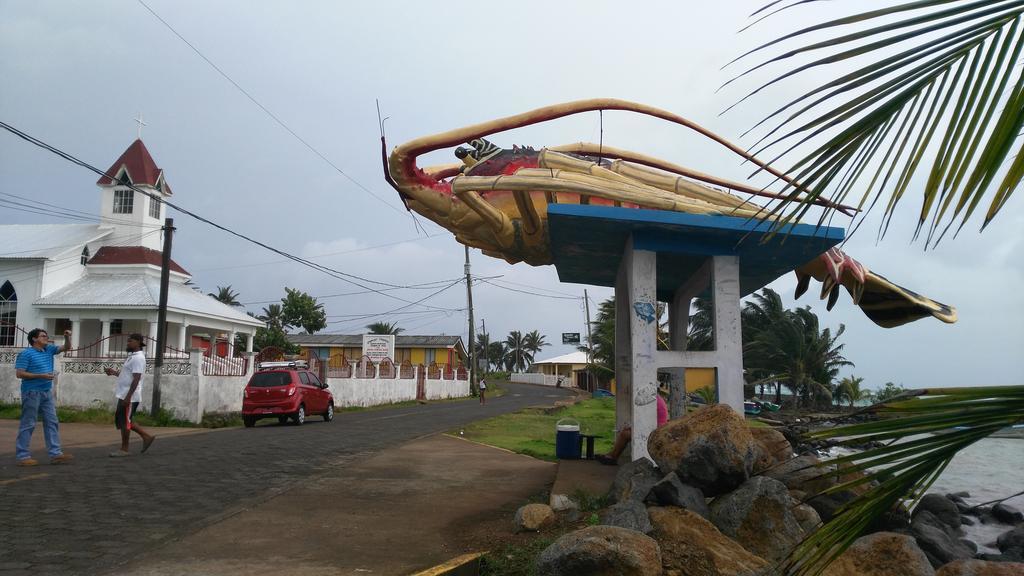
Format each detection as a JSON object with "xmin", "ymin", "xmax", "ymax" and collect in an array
[{"xmin": 15, "ymin": 389, "xmax": 63, "ymax": 460}]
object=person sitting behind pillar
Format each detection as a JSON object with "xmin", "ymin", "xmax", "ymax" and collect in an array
[{"xmin": 596, "ymin": 384, "xmax": 669, "ymax": 465}]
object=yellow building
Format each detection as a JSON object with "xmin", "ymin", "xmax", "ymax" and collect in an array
[
  {"xmin": 609, "ymin": 367, "xmax": 716, "ymax": 395},
  {"xmin": 286, "ymin": 334, "xmax": 467, "ymax": 368}
]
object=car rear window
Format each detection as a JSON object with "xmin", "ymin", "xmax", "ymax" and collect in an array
[{"xmin": 249, "ymin": 371, "xmax": 293, "ymax": 387}]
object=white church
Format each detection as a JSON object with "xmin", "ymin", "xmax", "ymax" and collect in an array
[{"xmin": 0, "ymin": 138, "xmax": 262, "ymax": 357}]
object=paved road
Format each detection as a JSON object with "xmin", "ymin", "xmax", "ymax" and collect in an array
[{"xmin": 0, "ymin": 383, "xmax": 573, "ymax": 576}]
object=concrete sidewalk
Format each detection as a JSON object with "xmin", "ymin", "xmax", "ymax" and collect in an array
[
  {"xmin": 0, "ymin": 419, "xmax": 212, "ymax": 456},
  {"xmin": 111, "ymin": 433, "xmax": 555, "ymax": 576}
]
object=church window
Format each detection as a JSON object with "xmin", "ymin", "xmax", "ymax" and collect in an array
[
  {"xmin": 0, "ymin": 281, "xmax": 17, "ymax": 347},
  {"xmin": 149, "ymin": 196, "xmax": 161, "ymax": 219},
  {"xmin": 81, "ymin": 246, "xmax": 90, "ymax": 265},
  {"xmin": 113, "ymin": 189, "xmax": 134, "ymax": 214}
]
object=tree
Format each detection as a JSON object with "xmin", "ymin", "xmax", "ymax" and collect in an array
[
  {"xmin": 209, "ymin": 285, "xmax": 241, "ymax": 307},
  {"xmin": 366, "ymin": 321, "xmax": 404, "ymax": 335},
  {"xmin": 584, "ymin": 298, "xmax": 616, "ymax": 383},
  {"xmin": 523, "ymin": 330, "xmax": 549, "ymax": 357},
  {"xmin": 487, "ymin": 340, "xmax": 506, "ymax": 373},
  {"xmin": 835, "ymin": 375, "xmax": 871, "ymax": 408},
  {"xmin": 280, "ymin": 288, "xmax": 326, "ymax": 334},
  {"xmin": 503, "ymin": 330, "xmax": 532, "ymax": 372},
  {"xmin": 731, "ymin": 3, "xmax": 1023, "ymax": 245},
  {"xmin": 253, "ymin": 325, "xmax": 298, "ymax": 354},
  {"xmin": 258, "ymin": 304, "xmax": 284, "ymax": 331},
  {"xmin": 875, "ymin": 381, "xmax": 907, "ymax": 403}
]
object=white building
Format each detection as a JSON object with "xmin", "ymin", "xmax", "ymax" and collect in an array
[{"xmin": 0, "ymin": 138, "xmax": 262, "ymax": 356}]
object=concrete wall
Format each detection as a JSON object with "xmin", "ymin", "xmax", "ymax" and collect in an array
[
  {"xmin": 201, "ymin": 375, "xmax": 245, "ymax": 414},
  {"xmin": 424, "ymin": 377, "xmax": 469, "ymax": 400},
  {"xmin": 326, "ymin": 377, "xmax": 418, "ymax": 408},
  {"xmin": 511, "ymin": 372, "xmax": 562, "ymax": 386}
]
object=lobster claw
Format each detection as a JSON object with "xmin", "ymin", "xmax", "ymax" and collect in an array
[
  {"xmin": 795, "ymin": 271, "xmax": 812, "ymax": 300},
  {"xmin": 826, "ymin": 284, "xmax": 841, "ymax": 311}
]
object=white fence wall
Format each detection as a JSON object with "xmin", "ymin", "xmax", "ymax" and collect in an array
[
  {"xmin": 425, "ymin": 377, "xmax": 469, "ymax": 400},
  {"xmin": 327, "ymin": 377, "xmax": 418, "ymax": 407},
  {"xmin": 511, "ymin": 372, "xmax": 562, "ymax": 386}
]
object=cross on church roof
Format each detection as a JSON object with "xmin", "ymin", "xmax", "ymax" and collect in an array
[{"xmin": 134, "ymin": 112, "xmax": 147, "ymax": 139}]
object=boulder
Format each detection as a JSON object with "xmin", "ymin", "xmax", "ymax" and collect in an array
[
  {"xmin": 647, "ymin": 404, "xmax": 758, "ymax": 496},
  {"xmin": 935, "ymin": 559, "xmax": 1024, "ymax": 575},
  {"xmin": 648, "ymin": 506, "xmax": 769, "ymax": 576},
  {"xmin": 600, "ymin": 500, "xmax": 653, "ymax": 534},
  {"xmin": 709, "ymin": 476, "xmax": 804, "ymax": 562},
  {"xmin": 961, "ymin": 515, "xmax": 976, "ymax": 527},
  {"xmin": 535, "ymin": 525, "xmax": 662, "ymax": 576},
  {"xmin": 997, "ymin": 527, "xmax": 1024, "ymax": 552},
  {"xmin": 649, "ymin": 472, "xmax": 710, "ymax": 519},
  {"xmin": 608, "ymin": 458, "xmax": 661, "ymax": 504},
  {"xmin": 914, "ymin": 494, "xmax": 962, "ymax": 530},
  {"xmin": 793, "ymin": 502, "xmax": 822, "ymax": 535},
  {"xmin": 992, "ymin": 503, "xmax": 1024, "ymax": 524},
  {"xmin": 911, "ymin": 510, "xmax": 975, "ymax": 568},
  {"xmin": 762, "ymin": 454, "xmax": 836, "ymax": 494},
  {"xmin": 749, "ymin": 426, "xmax": 793, "ymax": 473},
  {"xmin": 823, "ymin": 531, "xmax": 935, "ymax": 576},
  {"xmin": 807, "ymin": 489, "xmax": 858, "ymax": 522},
  {"xmin": 514, "ymin": 503, "xmax": 556, "ymax": 533}
]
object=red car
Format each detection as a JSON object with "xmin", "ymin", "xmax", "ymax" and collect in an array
[{"xmin": 242, "ymin": 361, "xmax": 334, "ymax": 427}]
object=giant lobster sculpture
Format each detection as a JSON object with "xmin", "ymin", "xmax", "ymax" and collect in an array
[{"xmin": 383, "ymin": 99, "xmax": 955, "ymax": 328}]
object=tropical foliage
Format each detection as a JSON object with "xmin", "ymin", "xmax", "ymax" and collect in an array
[
  {"xmin": 782, "ymin": 385, "xmax": 1024, "ymax": 576},
  {"xmin": 209, "ymin": 285, "xmax": 241, "ymax": 306},
  {"xmin": 834, "ymin": 375, "xmax": 872, "ymax": 407},
  {"xmin": 730, "ymin": 1, "xmax": 1024, "ymax": 245},
  {"xmin": 365, "ymin": 321, "xmax": 404, "ymax": 335},
  {"xmin": 280, "ymin": 287, "xmax": 326, "ymax": 334},
  {"xmin": 875, "ymin": 381, "xmax": 908, "ymax": 402}
]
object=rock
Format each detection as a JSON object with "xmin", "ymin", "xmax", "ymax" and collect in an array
[
  {"xmin": 647, "ymin": 404, "xmax": 757, "ymax": 496},
  {"xmin": 535, "ymin": 525, "xmax": 662, "ymax": 576},
  {"xmin": 709, "ymin": 476, "xmax": 804, "ymax": 562},
  {"xmin": 823, "ymin": 531, "xmax": 935, "ymax": 576},
  {"xmin": 762, "ymin": 454, "xmax": 836, "ymax": 494},
  {"xmin": 514, "ymin": 503, "xmax": 556, "ymax": 532},
  {"xmin": 550, "ymin": 493, "xmax": 574, "ymax": 511},
  {"xmin": 914, "ymin": 494, "xmax": 962, "ymax": 530},
  {"xmin": 961, "ymin": 515, "xmax": 976, "ymax": 526},
  {"xmin": 600, "ymin": 500, "xmax": 653, "ymax": 534},
  {"xmin": 956, "ymin": 500, "xmax": 973, "ymax": 514},
  {"xmin": 997, "ymin": 527, "xmax": 1024, "ymax": 551},
  {"xmin": 993, "ymin": 503, "xmax": 1024, "ymax": 524},
  {"xmin": 807, "ymin": 489, "xmax": 858, "ymax": 522},
  {"xmin": 911, "ymin": 510, "xmax": 975, "ymax": 568},
  {"xmin": 946, "ymin": 491, "xmax": 971, "ymax": 501},
  {"xmin": 649, "ymin": 472, "xmax": 710, "ymax": 519},
  {"xmin": 608, "ymin": 458, "xmax": 661, "ymax": 504},
  {"xmin": 648, "ymin": 506, "xmax": 769, "ymax": 576},
  {"xmin": 935, "ymin": 559, "xmax": 1024, "ymax": 575},
  {"xmin": 793, "ymin": 502, "xmax": 822, "ymax": 535},
  {"xmin": 960, "ymin": 538, "xmax": 978, "ymax": 554},
  {"xmin": 749, "ymin": 426, "xmax": 793, "ymax": 473}
]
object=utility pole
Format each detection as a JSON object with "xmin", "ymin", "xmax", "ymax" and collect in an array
[
  {"xmin": 583, "ymin": 289, "xmax": 594, "ymax": 392},
  {"xmin": 465, "ymin": 246, "xmax": 477, "ymax": 395},
  {"xmin": 151, "ymin": 217, "xmax": 174, "ymax": 416},
  {"xmin": 481, "ymin": 318, "xmax": 487, "ymax": 372}
]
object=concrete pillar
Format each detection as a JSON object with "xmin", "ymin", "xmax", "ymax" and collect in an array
[
  {"xmin": 177, "ymin": 319, "xmax": 188, "ymax": 352},
  {"xmin": 147, "ymin": 319, "xmax": 159, "ymax": 358},
  {"xmin": 100, "ymin": 319, "xmax": 110, "ymax": 356},
  {"xmin": 245, "ymin": 332, "xmax": 254, "ymax": 354},
  {"xmin": 70, "ymin": 318, "xmax": 81, "ymax": 352},
  {"xmin": 711, "ymin": 255, "xmax": 744, "ymax": 413},
  {"xmin": 228, "ymin": 329, "xmax": 237, "ymax": 358},
  {"xmin": 616, "ymin": 235, "xmax": 659, "ymax": 463}
]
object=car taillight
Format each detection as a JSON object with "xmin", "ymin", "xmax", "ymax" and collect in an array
[
  {"xmin": 287, "ymin": 385, "xmax": 296, "ymax": 396},
  {"xmin": 243, "ymin": 388, "xmax": 249, "ymax": 399}
]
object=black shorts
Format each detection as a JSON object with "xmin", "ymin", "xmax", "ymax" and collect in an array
[{"xmin": 115, "ymin": 401, "xmax": 140, "ymax": 429}]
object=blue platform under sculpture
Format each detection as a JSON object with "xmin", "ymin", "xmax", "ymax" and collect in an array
[{"xmin": 546, "ymin": 205, "xmax": 845, "ymax": 301}]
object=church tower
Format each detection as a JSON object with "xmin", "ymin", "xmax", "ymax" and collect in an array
[{"xmin": 95, "ymin": 139, "xmax": 172, "ymax": 251}]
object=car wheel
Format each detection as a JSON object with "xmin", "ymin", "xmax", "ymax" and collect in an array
[
  {"xmin": 293, "ymin": 404, "xmax": 305, "ymax": 426},
  {"xmin": 243, "ymin": 416, "xmax": 256, "ymax": 428},
  {"xmin": 277, "ymin": 416, "xmax": 289, "ymax": 425},
  {"xmin": 323, "ymin": 402, "xmax": 334, "ymax": 422}
]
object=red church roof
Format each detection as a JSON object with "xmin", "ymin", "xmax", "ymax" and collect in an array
[
  {"xmin": 88, "ymin": 246, "xmax": 189, "ymax": 275},
  {"xmin": 96, "ymin": 139, "xmax": 172, "ymax": 194}
]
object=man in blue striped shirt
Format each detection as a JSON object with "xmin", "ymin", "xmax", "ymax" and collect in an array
[{"xmin": 13, "ymin": 328, "xmax": 75, "ymax": 466}]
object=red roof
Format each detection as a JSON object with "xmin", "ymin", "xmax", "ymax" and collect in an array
[
  {"xmin": 88, "ymin": 246, "xmax": 189, "ymax": 275},
  {"xmin": 96, "ymin": 139, "xmax": 172, "ymax": 194}
]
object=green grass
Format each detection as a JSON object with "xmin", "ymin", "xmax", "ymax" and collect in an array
[
  {"xmin": 0, "ymin": 402, "xmax": 242, "ymax": 428},
  {"xmin": 456, "ymin": 397, "xmax": 617, "ymax": 462},
  {"xmin": 480, "ymin": 536, "xmax": 560, "ymax": 576}
]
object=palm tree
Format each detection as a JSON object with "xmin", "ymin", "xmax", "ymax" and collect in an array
[
  {"xmin": 585, "ymin": 298, "xmax": 617, "ymax": 382},
  {"xmin": 687, "ymin": 297, "xmax": 714, "ymax": 351},
  {"xmin": 366, "ymin": 321, "xmax": 404, "ymax": 335},
  {"xmin": 523, "ymin": 330, "xmax": 550, "ymax": 357},
  {"xmin": 487, "ymin": 341, "xmax": 506, "ymax": 372},
  {"xmin": 258, "ymin": 304, "xmax": 284, "ymax": 330},
  {"xmin": 503, "ymin": 330, "xmax": 532, "ymax": 372},
  {"xmin": 475, "ymin": 332, "xmax": 492, "ymax": 371},
  {"xmin": 835, "ymin": 375, "xmax": 871, "ymax": 408},
  {"xmin": 210, "ymin": 285, "xmax": 241, "ymax": 306},
  {"xmin": 729, "ymin": 2, "xmax": 1023, "ymax": 245}
]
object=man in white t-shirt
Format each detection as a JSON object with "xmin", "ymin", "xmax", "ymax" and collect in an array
[
  {"xmin": 478, "ymin": 378, "xmax": 487, "ymax": 405},
  {"xmin": 103, "ymin": 333, "xmax": 155, "ymax": 457}
]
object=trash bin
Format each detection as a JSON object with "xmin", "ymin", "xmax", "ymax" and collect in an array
[{"xmin": 555, "ymin": 418, "xmax": 581, "ymax": 459}]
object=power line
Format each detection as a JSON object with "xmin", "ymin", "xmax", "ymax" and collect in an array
[
  {"xmin": 0, "ymin": 120, "xmax": 456, "ymax": 312},
  {"xmin": 134, "ymin": 0, "xmax": 409, "ymax": 219},
  {"xmin": 478, "ymin": 278, "xmax": 582, "ymax": 300},
  {"xmin": 324, "ymin": 279, "xmax": 466, "ymax": 327},
  {"xmin": 490, "ymin": 277, "xmax": 582, "ymax": 298},
  {"xmin": 241, "ymin": 277, "xmax": 465, "ymax": 306},
  {"xmin": 0, "ymin": 190, "xmax": 164, "ymax": 229}
]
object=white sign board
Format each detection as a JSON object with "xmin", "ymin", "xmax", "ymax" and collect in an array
[{"xmin": 362, "ymin": 334, "xmax": 395, "ymax": 363}]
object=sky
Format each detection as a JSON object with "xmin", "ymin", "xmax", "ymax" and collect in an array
[{"xmin": 1, "ymin": 1, "xmax": 1021, "ymax": 391}]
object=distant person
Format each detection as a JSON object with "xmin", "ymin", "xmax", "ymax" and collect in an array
[
  {"xmin": 479, "ymin": 378, "xmax": 487, "ymax": 405},
  {"xmin": 596, "ymin": 385, "xmax": 669, "ymax": 465},
  {"xmin": 14, "ymin": 328, "xmax": 74, "ymax": 466},
  {"xmin": 103, "ymin": 333, "xmax": 155, "ymax": 457}
]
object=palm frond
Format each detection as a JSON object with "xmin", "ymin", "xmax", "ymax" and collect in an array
[
  {"xmin": 780, "ymin": 385, "xmax": 1024, "ymax": 576},
  {"xmin": 732, "ymin": 1, "xmax": 1024, "ymax": 246}
]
